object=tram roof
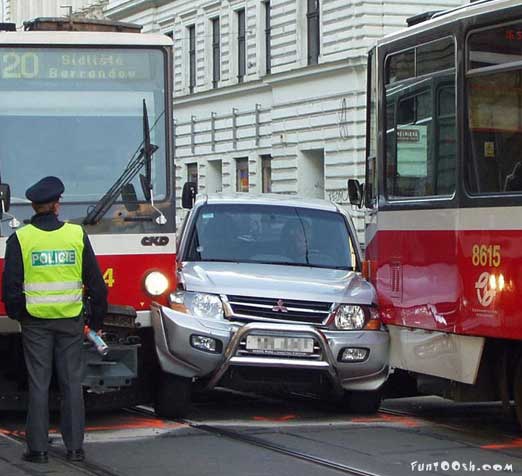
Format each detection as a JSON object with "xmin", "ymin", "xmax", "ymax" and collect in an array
[
  {"xmin": 0, "ymin": 31, "xmax": 172, "ymax": 47},
  {"xmin": 376, "ymin": 0, "xmax": 521, "ymax": 47}
]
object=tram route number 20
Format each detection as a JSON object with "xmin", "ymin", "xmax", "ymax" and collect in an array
[
  {"xmin": 2, "ymin": 52, "xmax": 39, "ymax": 79},
  {"xmin": 471, "ymin": 244, "xmax": 501, "ymax": 267},
  {"xmin": 103, "ymin": 268, "xmax": 115, "ymax": 287}
]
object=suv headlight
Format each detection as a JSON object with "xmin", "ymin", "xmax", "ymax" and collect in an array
[
  {"xmin": 169, "ymin": 291, "xmax": 224, "ymax": 320},
  {"xmin": 334, "ymin": 305, "xmax": 366, "ymax": 330}
]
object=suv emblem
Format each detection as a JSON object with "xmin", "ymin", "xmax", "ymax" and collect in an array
[{"xmin": 272, "ymin": 299, "xmax": 288, "ymax": 313}]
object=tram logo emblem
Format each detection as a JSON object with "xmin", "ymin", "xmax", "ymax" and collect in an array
[
  {"xmin": 475, "ymin": 272, "xmax": 496, "ymax": 307},
  {"xmin": 141, "ymin": 236, "xmax": 169, "ymax": 247}
]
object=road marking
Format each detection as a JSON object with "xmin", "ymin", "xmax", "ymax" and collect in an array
[
  {"xmin": 481, "ymin": 438, "xmax": 522, "ymax": 450},
  {"xmin": 353, "ymin": 413, "xmax": 423, "ymax": 428},
  {"xmin": 253, "ymin": 414, "xmax": 297, "ymax": 422}
]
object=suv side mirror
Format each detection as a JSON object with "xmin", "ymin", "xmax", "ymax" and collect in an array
[
  {"xmin": 347, "ymin": 179, "xmax": 363, "ymax": 208},
  {"xmin": 182, "ymin": 182, "xmax": 197, "ymax": 209},
  {"xmin": 0, "ymin": 183, "xmax": 11, "ymax": 215}
]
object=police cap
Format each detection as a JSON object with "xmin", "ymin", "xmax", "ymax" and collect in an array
[{"xmin": 25, "ymin": 176, "xmax": 64, "ymax": 204}]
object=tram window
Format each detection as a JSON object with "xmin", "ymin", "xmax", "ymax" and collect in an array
[
  {"xmin": 386, "ymin": 50, "xmax": 414, "ymax": 84},
  {"xmin": 438, "ymin": 87, "xmax": 457, "ymax": 196},
  {"xmin": 466, "ymin": 70, "xmax": 522, "ymax": 194},
  {"xmin": 397, "ymin": 96, "xmax": 415, "ymax": 125},
  {"xmin": 385, "ymin": 80, "xmax": 456, "ymax": 199},
  {"xmin": 386, "ymin": 38, "xmax": 454, "ymax": 85},
  {"xmin": 395, "ymin": 92, "xmax": 432, "ymax": 197},
  {"xmin": 417, "ymin": 38, "xmax": 454, "ymax": 77},
  {"xmin": 469, "ymin": 21, "xmax": 522, "ymax": 71}
]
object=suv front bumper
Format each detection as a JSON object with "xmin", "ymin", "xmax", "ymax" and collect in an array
[{"xmin": 151, "ymin": 303, "xmax": 389, "ymax": 393}]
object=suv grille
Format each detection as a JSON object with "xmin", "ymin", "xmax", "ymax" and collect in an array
[{"xmin": 225, "ymin": 295, "xmax": 332, "ymax": 325}]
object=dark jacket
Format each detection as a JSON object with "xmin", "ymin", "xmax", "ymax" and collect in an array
[{"xmin": 1, "ymin": 212, "xmax": 107, "ymax": 331}]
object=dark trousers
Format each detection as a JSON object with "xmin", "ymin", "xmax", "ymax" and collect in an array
[{"xmin": 21, "ymin": 315, "xmax": 84, "ymax": 452}]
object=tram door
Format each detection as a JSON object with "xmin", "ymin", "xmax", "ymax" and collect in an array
[{"xmin": 374, "ymin": 36, "xmax": 459, "ymax": 335}]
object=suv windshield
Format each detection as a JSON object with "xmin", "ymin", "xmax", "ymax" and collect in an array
[{"xmin": 186, "ymin": 204, "xmax": 356, "ymax": 270}]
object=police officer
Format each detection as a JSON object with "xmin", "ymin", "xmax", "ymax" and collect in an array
[{"xmin": 2, "ymin": 176, "xmax": 107, "ymax": 464}]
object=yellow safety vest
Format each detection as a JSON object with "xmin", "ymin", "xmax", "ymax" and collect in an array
[{"xmin": 17, "ymin": 223, "xmax": 84, "ymax": 319}]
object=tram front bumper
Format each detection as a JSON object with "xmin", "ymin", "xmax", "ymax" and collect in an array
[{"xmin": 151, "ymin": 303, "xmax": 389, "ymax": 393}]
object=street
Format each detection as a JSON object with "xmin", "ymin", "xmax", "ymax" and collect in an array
[{"xmin": 1, "ymin": 392, "xmax": 522, "ymax": 476}]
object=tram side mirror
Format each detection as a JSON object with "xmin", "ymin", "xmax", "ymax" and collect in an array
[
  {"xmin": 0, "ymin": 183, "xmax": 11, "ymax": 216},
  {"xmin": 121, "ymin": 183, "xmax": 139, "ymax": 212},
  {"xmin": 347, "ymin": 179, "xmax": 363, "ymax": 208},
  {"xmin": 182, "ymin": 182, "xmax": 197, "ymax": 209}
]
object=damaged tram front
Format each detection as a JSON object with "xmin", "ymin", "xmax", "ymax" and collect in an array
[{"xmin": 0, "ymin": 18, "xmax": 175, "ymax": 410}]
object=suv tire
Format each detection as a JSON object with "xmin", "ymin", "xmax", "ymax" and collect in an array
[{"xmin": 154, "ymin": 372, "xmax": 192, "ymax": 418}]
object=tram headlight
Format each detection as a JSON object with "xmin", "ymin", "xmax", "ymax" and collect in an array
[
  {"xmin": 334, "ymin": 305, "xmax": 366, "ymax": 330},
  {"xmin": 144, "ymin": 271, "xmax": 170, "ymax": 296},
  {"xmin": 169, "ymin": 291, "xmax": 224, "ymax": 320}
]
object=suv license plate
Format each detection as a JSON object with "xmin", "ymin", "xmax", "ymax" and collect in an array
[{"xmin": 245, "ymin": 336, "xmax": 314, "ymax": 354}]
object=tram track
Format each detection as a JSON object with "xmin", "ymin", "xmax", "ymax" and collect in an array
[
  {"xmin": 4, "ymin": 396, "xmax": 519, "ymax": 476},
  {"xmin": 0, "ymin": 430, "xmax": 121, "ymax": 476},
  {"xmin": 126, "ymin": 406, "xmax": 383, "ymax": 476},
  {"xmin": 379, "ymin": 406, "xmax": 521, "ymax": 440}
]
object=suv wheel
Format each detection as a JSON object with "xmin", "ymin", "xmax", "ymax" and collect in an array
[
  {"xmin": 343, "ymin": 389, "xmax": 382, "ymax": 414},
  {"xmin": 154, "ymin": 372, "xmax": 192, "ymax": 418}
]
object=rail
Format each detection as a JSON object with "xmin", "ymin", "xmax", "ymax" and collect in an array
[
  {"xmin": 127, "ymin": 406, "xmax": 384, "ymax": 476},
  {"xmin": 0, "ymin": 430, "xmax": 120, "ymax": 476}
]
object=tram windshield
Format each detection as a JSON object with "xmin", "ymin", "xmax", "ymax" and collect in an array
[
  {"xmin": 0, "ymin": 47, "xmax": 167, "ymax": 204},
  {"xmin": 467, "ymin": 22, "xmax": 522, "ymax": 194}
]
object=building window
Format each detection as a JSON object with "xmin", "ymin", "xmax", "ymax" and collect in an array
[
  {"xmin": 264, "ymin": 1, "xmax": 271, "ymax": 74},
  {"xmin": 307, "ymin": 0, "xmax": 320, "ymax": 65},
  {"xmin": 212, "ymin": 18, "xmax": 220, "ymax": 88},
  {"xmin": 262, "ymin": 155, "xmax": 272, "ymax": 193},
  {"xmin": 188, "ymin": 25, "xmax": 196, "ymax": 93},
  {"xmin": 236, "ymin": 158, "xmax": 249, "ymax": 192},
  {"xmin": 237, "ymin": 9, "xmax": 246, "ymax": 83},
  {"xmin": 187, "ymin": 162, "xmax": 198, "ymax": 188}
]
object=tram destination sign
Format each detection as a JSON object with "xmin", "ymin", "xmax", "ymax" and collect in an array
[{"xmin": 0, "ymin": 49, "xmax": 154, "ymax": 81}]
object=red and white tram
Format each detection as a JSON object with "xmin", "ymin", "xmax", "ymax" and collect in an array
[
  {"xmin": 0, "ymin": 18, "xmax": 176, "ymax": 410},
  {"xmin": 349, "ymin": 0, "xmax": 522, "ymax": 425}
]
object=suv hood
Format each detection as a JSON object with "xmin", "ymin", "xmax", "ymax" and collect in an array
[{"xmin": 179, "ymin": 262, "xmax": 375, "ymax": 304}]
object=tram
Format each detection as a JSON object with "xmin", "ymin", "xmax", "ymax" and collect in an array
[
  {"xmin": 0, "ymin": 18, "xmax": 176, "ymax": 410},
  {"xmin": 348, "ymin": 0, "xmax": 522, "ymax": 426}
]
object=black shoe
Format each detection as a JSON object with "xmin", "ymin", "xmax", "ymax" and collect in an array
[
  {"xmin": 22, "ymin": 450, "xmax": 48, "ymax": 464},
  {"xmin": 66, "ymin": 449, "xmax": 85, "ymax": 462}
]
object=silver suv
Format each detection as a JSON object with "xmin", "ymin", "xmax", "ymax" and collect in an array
[{"xmin": 151, "ymin": 193, "xmax": 389, "ymax": 416}]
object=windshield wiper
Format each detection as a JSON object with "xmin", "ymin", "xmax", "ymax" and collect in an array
[{"xmin": 83, "ymin": 100, "xmax": 161, "ymax": 226}]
